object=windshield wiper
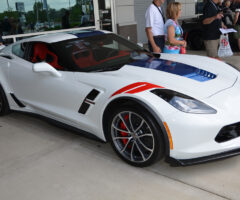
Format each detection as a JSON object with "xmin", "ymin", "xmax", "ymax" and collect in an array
[
  {"xmin": 152, "ymin": 52, "xmax": 161, "ymax": 58},
  {"xmin": 94, "ymin": 64, "xmax": 124, "ymax": 72}
]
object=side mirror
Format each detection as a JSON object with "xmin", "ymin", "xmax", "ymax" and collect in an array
[
  {"xmin": 33, "ymin": 62, "xmax": 62, "ymax": 78},
  {"xmin": 137, "ymin": 43, "xmax": 143, "ymax": 48}
]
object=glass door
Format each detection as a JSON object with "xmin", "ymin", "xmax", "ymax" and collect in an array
[{"xmin": 98, "ymin": 0, "xmax": 114, "ymax": 31}]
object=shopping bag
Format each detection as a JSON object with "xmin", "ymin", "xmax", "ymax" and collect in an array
[
  {"xmin": 180, "ymin": 46, "xmax": 186, "ymax": 54},
  {"xmin": 218, "ymin": 34, "xmax": 233, "ymax": 57}
]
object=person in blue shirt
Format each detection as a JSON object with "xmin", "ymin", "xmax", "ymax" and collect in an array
[{"xmin": 163, "ymin": 2, "xmax": 186, "ymax": 54}]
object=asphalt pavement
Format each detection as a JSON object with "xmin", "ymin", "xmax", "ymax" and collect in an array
[{"xmin": 1, "ymin": 51, "xmax": 240, "ymax": 200}]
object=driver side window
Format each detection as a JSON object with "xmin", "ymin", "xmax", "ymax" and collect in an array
[
  {"xmin": 30, "ymin": 42, "xmax": 63, "ymax": 70},
  {"xmin": 12, "ymin": 43, "xmax": 25, "ymax": 58}
]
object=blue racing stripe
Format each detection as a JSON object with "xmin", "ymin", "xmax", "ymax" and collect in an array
[
  {"xmin": 130, "ymin": 58, "xmax": 216, "ymax": 82},
  {"xmin": 71, "ymin": 30, "xmax": 104, "ymax": 38}
]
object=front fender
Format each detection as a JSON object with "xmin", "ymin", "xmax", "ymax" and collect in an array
[{"xmin": 102, "ymin": 93, "xmax": 174, "ymax": 157}]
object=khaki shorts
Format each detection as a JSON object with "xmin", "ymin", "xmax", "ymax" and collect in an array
[
  {"xmin": 204, "ymin": 39, "xmax": 220, "ymax": 58},
  {"xmin": 234, "ymin": 25, "xmax": 240, "ymax": 39}
]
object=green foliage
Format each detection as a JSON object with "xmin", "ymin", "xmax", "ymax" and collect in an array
[
  {"xmin": 70, "ymin": 4, "xmax": 82, "ymax": 22},
  {"xmin": 33, "ymin": 2, "xmax": 47, "ymax": 22},
  {"xmin": 25, "ymin": 11, "xmax": 35, "ymax": 24},
  {"xmin": 71, "ymin": 21, "xmax": 80, "ymax": 28},
  {"xmin": 0, "ymin": 1, "xmax": 95, "ymax": 34},
  {"xmin": 44, "ymin": 26, "xmax": 61, "ymax": 31},
  {"xmin": 0, "ymin": 11, "xmax": 18, "ymax": 20},
  {"xmin": 48, "ymin": 8, "xmax": 57, "ymax": 22}
]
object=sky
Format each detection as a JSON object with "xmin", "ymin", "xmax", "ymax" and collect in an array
[{"xmin": 1, "ymin": 0, "xmax": 76, "ymax": 13}]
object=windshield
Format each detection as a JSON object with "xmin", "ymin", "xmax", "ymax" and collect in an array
[{"xmin": 51, "ymin": 33, "xmax": 152, "ymax": 72}]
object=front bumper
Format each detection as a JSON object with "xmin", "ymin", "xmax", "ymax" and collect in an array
[
  {"xmin": 134, "ymin": 76, "xmax": 240, "ymax": 164},
  {"xmin": 166, "ymin": 148, "xmax": 240, "ymax": 166}
]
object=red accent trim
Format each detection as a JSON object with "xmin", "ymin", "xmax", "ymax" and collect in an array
[
  {"xmin": 126, "ymin": 83, "xmax": 163, "ymax": 94},
  {"xmin": 111, "ymin": 82, "xmax": 147, "ymax": 97},
  {"xmin": 111, "ymin": 82, "xmax": 164, "ymax": 97}
]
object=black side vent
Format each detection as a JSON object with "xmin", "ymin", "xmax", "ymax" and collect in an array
[
  {"xmin": 78, "ymin": 102, "xmax": 90, "ymax": 114},
  {"xmin": 0, "ymin": 54, "xmax": 13, "ymax": 60},
  {"xmin": 10, "ymin": 93, "xmax": 25, "ymax": 107},
  {"xmin": 86, "ymin": 89, "xmax": 100, "ymax": 101},
  {"xmin": 78, "ymin": 89, "xmax": 100, "ymax": 114}
]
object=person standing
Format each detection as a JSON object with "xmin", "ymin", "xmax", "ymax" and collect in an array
[
  {"xmin": 62, "ymin": 10, "xmax": 70, "ymax": 29},
  {"xmin": 0, "ymin": 34, "xmax": 3, "ymax": 45},
  {"xmin": 233, "ymin": 8, "xmax": 240, "ymax": 51},
  {"xmin": 222, "ymin": 0, "xmax": 233, "ymax": 26},
  {"xmin": 145, "ymin": 0, "xmax": 165, "ymax": 53},
  {"xmin": 163, "ymin": 2, "xmax": 186, "ymax": 54},
  {"xmin": 2, "ymin": 16, "xmax": 11, "ymax": 36},
  {"xmin": 230, "ymin": 0, "xmax": 240, "ymax": 11},
  {"xmin": 0, "ymin": 34, "xmax": 5, "ymax": 49},
  {"xmin": 202, "ymin": 0, "xmax": 226, "ymax": 58}
]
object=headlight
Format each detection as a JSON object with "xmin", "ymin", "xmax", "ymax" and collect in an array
[{"xmin": 151, "ymin": 89, "xmax": 217, "ymax": 114}]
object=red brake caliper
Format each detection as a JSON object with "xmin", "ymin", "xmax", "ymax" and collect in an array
[{"xmin": 120, "ymin": 114, "xmax": 129, "ymax": 145}]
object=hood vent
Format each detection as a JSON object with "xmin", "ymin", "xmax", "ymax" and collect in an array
[{"xmin": 129, "ymin": 58, "xmax": 217, "ymax": 82}]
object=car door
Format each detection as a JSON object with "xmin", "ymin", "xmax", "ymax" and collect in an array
[{"xmin": 9, "ymin": 42, "xmax": 93, "ymax": 123}]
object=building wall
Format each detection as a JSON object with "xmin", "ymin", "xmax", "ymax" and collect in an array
[
  {"xmin": 178, "ymin": 0, "xmax": 196, "ymax": 19},
  {"xmin": 134, "ymin": 0, "xmax": 151, "ymax": 44},
  {"xmin": 115, "ymin": 0, "xmax": 137, "ymax": 43}
]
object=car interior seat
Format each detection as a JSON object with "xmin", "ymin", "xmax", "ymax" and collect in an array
[{"xmin": 32, "ymin": 43, "xmax": 63, "ymax": 70}]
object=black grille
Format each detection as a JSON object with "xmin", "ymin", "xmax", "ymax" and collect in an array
[{"xmin": 215, "ymin": 122, "xmax": 240, "ymax": 143}]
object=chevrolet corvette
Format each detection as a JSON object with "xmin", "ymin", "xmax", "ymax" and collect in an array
[{"xmin": 0, "ymin": 30, "xmax": 240, "ymax": 167}]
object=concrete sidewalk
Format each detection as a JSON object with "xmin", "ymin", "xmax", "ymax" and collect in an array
[{"xmin": 0, "ymin": 113, "xmax": 229, "ymax": 200}]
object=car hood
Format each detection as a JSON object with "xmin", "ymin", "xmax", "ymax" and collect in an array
[
  {"xmin": 117, "ymin": 54, "xmax": 238, "ymax": 99},
  {"xmin": 75, "ymin": 54, "xmax": 238, "ymax": 100}
]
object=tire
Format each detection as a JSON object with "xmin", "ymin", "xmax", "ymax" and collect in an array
[
  {"xmin": 108, "ymin": 105, "xmax": 164, "ymax": 167},
  {"xmin": 0, "ymin": 86, "xmax": 10, "ymax": 116}
]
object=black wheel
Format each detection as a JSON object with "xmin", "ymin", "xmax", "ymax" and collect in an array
[
  {"xmin": 108, "ymin": 105, "xmax": 164, "ymax": 167},
  {"xmin": 0, "ymin": 86, "xmax": 10, "ymax": 116}
]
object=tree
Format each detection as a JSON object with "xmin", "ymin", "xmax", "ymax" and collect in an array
[
  {"xmin": 33, "ymin": 2, "xmax": 47, "ymax": 22},
  {"xmin": 25, "ymin": 11, "xmax": 35, "ymax": 24},
  {"xmin": 70, "ymin": 4, "xmax": 82, "ymax": 24}
]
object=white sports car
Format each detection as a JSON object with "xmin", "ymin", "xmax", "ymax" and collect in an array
[{"xmin": 0, "ymin": 30, "xmax": 240, "ymax": 167}]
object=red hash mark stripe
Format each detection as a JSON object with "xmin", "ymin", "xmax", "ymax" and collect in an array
[{"xmin": 111, "ymin": 82, "xmax": 164, "ymax": 97}]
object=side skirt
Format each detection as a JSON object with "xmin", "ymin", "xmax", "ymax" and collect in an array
[{"xmin": 15, "ymin": 110, "xmax": 105, "ymax": 143}]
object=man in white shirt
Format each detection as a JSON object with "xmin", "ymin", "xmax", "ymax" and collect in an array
[{"xmin": 145, "ymin": 0, "xmax": 165, "ymax": 53}]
